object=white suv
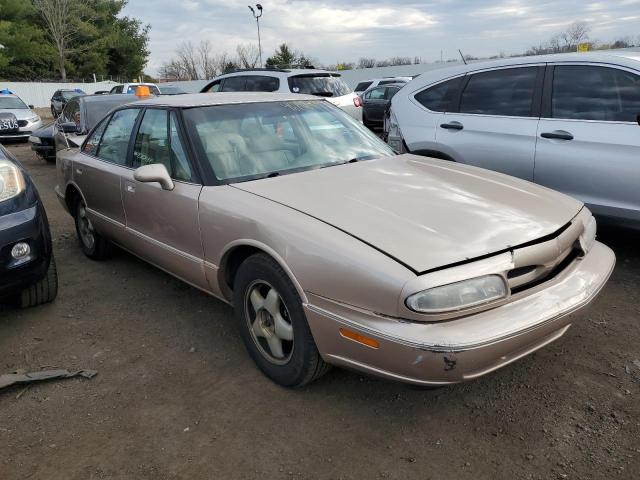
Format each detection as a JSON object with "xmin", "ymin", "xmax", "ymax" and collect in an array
[
  {"xmin": 354, "ymin": 77, "xmax": 413, "ymax": 95},
  {"xmin": 200, "ymin": 68, "xmax": 362, "ymax": 121},
  {"xmin": 387, "ymin": 51, "xmax": 640, "ymax": 229}
]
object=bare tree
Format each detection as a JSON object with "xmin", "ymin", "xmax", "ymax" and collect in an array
[
  {"xmin": 33, "ymin": 0, "xmax": 91, "ymax": 81},
  {"xmin": 357, "ymin": 57, "xmax": 376, "ymax": 69},
  {"xmin": 236, "ymin": 43, "xmax": 260, "ymax": 69},
  {"xmin": 198, "ymin": 40, "xmax": 218, "ymax": 79},
  {"xmin": 559, "ymin": 21, "xmax": 590, "ymax": 50},
  {"xmin": 176, "ymin": 41, "xmax": 200, "ymax": 80}
]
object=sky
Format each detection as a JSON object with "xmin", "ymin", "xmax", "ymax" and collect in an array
[{"xmin": 122, "ymin": 0, "xmax": 640, "ymax": 74}]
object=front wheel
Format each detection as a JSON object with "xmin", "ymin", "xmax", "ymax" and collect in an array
[
  {"xmin": 18, "ymin": 254, "xmax": 58, "ymax": 308},
  {"xmin": 233, "ymin": 254, "xmax": 330, "ymax": 387}
]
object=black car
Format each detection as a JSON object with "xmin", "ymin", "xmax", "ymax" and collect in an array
[
  {"xmin": 29, "ymin": 122, "xmax": 56, "ymax": 163},
  {"xmin": 361, "ymin": 83, "xmax": 403, "ymax": 130},
  {"xmin": 50, "ymin": 89, "xmax": 85, "ymax": 118},
  {"xmin": 0, "ymin": 144, "xmax": 57, "ymax": 307}
]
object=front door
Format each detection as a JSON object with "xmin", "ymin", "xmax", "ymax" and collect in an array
[
  {"xmin": 121, "ymin": 108, "xmax": 207, "ymax": 289},
  {"xmin": 363, "ymin": 86, "xmax": 388, "ymax": 124},
  {"xmin": 534, "ymin": 64, "xmax": 640, "ymax": 224},
  {"xmin": 436, "ymin": 65, "xmax": 543, "ymax": 180}
]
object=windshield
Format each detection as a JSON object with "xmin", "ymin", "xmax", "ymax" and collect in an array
[
  {"xmin": 288, "ymin": 75, "xmax": 351, "ymax": 97},
  {"xmin": 184, "ymin": 100, "xmax": 394, "ymax": 182},
  {"xmin": 85, "ymin": 97, "xmax": 137, "ymax": 131},
  {"xmin": 0, "ymin": 97, "xmax": 28, "ymax": 109},
  {"xmin": 62, "ymin": 90, "xmax": 83, "ymax": 100},
  {"xmin": 126, "ymin": 84, "xmax": 160, "ymax": 95}
]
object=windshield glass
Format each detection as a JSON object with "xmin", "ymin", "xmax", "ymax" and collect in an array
[
  {"xmin": 0, "ymin": 97, "xmax": 28, "ymax": 109},
  {"xmin": 288, "ymin": 75, "xmax": 351, "ymax": 97},
  {"xmin": 62, "ymin": 90, "xmax": 83, "ymax": 100},
  {"xmin": 85, "ymin": 98, "xmax": 136, "ymax": 131},
  {"xmin": 126, "ymin": 85, "xmax": 160, "ymax": 95},
  {"xmin": 184, "ymin": 100, "xmax": 394, "ymax": 182}
]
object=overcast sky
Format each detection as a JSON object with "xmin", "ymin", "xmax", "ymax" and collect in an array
[{"xmin": 122, "ymin": 0, "xmax": 640, "ymax": 74}]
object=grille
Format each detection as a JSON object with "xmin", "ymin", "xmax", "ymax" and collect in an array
[{"xmin": 17, "ymin": 120, "xmax": 27, "ymax": 127}]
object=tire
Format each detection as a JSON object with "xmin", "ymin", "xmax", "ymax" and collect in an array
[
  {"xmin": 18, "ymin": 255, "xmax": 58, "ymax": 308},
  {"xmin": 73, "ymin": 197, "xmax": 111, "ymax": 260},
  {"xmin": 233, "ymin": 253, "xmax": 330, "ymax": 387}
]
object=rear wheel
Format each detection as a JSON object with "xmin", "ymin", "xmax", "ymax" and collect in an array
[
  {"xmin": 73, "ymin": 197, "xmax": 110, "ymax": 260},
  {"xmin": 233, "ymin": 254, "xmax": 330, "ymax": 387},
  {"xmin": 18, "ymin": 255, "xmax": 58, "ymax": 308}
]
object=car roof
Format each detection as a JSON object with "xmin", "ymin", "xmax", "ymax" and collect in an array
[
  {"xmin": 131, "ymin": 92, "xmax": 319, "ymax": 108},
  {"xmin": 80, "ymin": 93, "xmax": 139, "ymax": 104},
  {"xmin": 406, "ymin": 51, "xmax": 640, "ymax": 90},
  {"xmin": 217, "ymin": 68, "xmax": 341, "ymax": 78}
]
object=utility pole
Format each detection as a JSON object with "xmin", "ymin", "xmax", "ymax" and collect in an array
[{"xmin": 248, "ymin": 4, "xmax": 263, "ymax": 67}]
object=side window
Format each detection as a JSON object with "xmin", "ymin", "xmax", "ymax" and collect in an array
[
  {"xmin": 245, "ymin": 76, "xmax": 279, "ymax": 92},
  {"xmin": 552, "ymin": 65, "xmax": 640, "ymax": 122},
  {"xmin": 96, "ymin": 109, "xmax": 140, "ymax": 165},
  {"xmin": 459, "ymin": 67, "xmax": 538, "ymax": 117},
  {"xmin": 63, "ymin": 99, "xmax": 80, "ymax": 125},
  {"xmin": 365, "ymin": 87, "xmax": 385, "ymax": 100},
  {"xmin": 414, "ymin": 77, "xmax": 463, "ymax": 112},
  {"xmin": 169, "ymin": 111, "xmax": 193, "ymax": 182},
  {"xmin": 221, "ymin": 76, "xmax": 247, "ymax": 92},
  {"xmin": 82, "ymin": 117, "xmax": 108, "ymax": 155},
  {"xmin": 205, "ymin": 80, "xmax": 221, "ymax": 93},
  {"xmin": 355, "ymin": 81, "xmax": 373, "ymax": 92},
  {"xmin": 386, "ymin": 87, "xmax": 400, "ymax": 100}
]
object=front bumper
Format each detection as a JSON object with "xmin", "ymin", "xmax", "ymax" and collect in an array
[
  {"xmin": 0, "ymin": 204, "xmax": 51, "ymax": 298},
  {"xmin": 305, "ymin": 241, "xmax": 615, "ymax": 385}
]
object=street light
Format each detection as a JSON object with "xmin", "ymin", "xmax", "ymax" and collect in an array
[{"xmin": 248, "ymin": 4, "xmax": 263, "ymax": 67}]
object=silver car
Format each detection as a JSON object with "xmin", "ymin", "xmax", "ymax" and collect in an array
[
  {"xmin": 0, "ymin": 90, "xmax": 42, "ymax": 142},
  {"xmin": 387, "ymin": 52, "xmax": 640, "ymax": 229}
]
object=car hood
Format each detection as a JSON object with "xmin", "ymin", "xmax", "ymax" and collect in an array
[
  {"xmin": 233, "ymin": 155, "xmax": 583, "ymax": 273},
  {"xmin": 0, "ymin": 109, "xmax": 37, "ymax": 121}
]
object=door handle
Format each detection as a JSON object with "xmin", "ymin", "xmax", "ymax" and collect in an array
[
  {"xmin": 75, "ymin": 168, "xmax": 83, "ymax": 175},
  {"xmin": 126, "ymin": 184, "xmax": 135, "ymax": 193},
  {"xmin": 541, "ymin": 130, "xmax": 573, "ymax": 141},
  {"xmin": 440, "ymin": 121, "xmax": 464, "ymax": 131}
]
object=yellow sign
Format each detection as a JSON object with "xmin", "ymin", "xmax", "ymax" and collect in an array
[{"xmin": 577, "ymin": 43, "xmax": 590, "ymax": 53}]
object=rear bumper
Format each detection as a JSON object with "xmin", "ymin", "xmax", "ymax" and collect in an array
[{"xmin": 305, "ymin": 241, "xmax": 615, "ymax": 385}]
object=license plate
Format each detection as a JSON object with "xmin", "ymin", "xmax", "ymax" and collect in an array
[{"xmin": 0, "ymin": 118, "xmax": 19, "ymax": 131}]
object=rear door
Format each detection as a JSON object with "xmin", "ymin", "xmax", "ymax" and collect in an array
[
  {"xmin": 435, "ymin": 65, "xmax": 543, "ymax": 180},
  {"xmin": 120, "ymin": 108, "xmax": 207, "ymax": 289},
  {"xmin": 534, "ymin": 63, "xmax": 640, "ymax": 224}
]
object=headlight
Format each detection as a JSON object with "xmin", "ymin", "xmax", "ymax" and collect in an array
[
  {"xmin": 406, "ymin": 274, "xmax": 507, "ymax": 313},
  {"xmin": 0, "ymin": 159, "xmax": 26, "ymax": 202},
  {"xmin": 579, "ymin": 215, "xmax": 597, "ymax": 254},
  {"xmin": 28, "ymin": 135, "xmax": 42, "ymax": 144}
]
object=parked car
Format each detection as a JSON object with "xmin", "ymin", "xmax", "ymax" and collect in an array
[
  {"xmin": 200, "ymin": 68, "xmax": 362, "ymax": 121},
  {"xmin": 361, "ymin": 83, "xmax": 403, "ymax": 129},
  {"xmin": 159, "ymin": 85, "xmax": 186, "ymax": 95},
  {"xmin": 354, "ymin": 77, "xmax": 412, "ymax": 95},
  {"xmin": 109, "ymin": 83, "xmax": 160, "ymax": 95},
  {"xmin": 0, "ymin": 89, "xmax": 42, "ymax": 142},
  {"xmin": 387, "ymin": 51, "xmax": 640, "ymax": 229},
  {"xmin": 55, "ymin": 92, "xmax": 615, "ymax": 387},
  {"xmin": 29, "ymin": 123, "xmax": 56, "ymax": 162},
  {"xmin": 0, "ymin": 144, "xmax": 57, "ymax": 307},
  {"xmin": 53, "ymin": 93, "xmax": 143, "ymax": 153},
  {"xmin": 50, "ymin": 88, "xmax": 85, "ymax": 117}
]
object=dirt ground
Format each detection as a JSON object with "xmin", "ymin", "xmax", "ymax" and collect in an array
[{"xmin": 1, "ymin": 141, "xmax": 639, "ymax": 480}]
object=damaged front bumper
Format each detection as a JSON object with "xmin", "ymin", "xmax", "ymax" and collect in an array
[{"xmin": 305, "ymin": 241, "xmax": 615, "ymax": 386}]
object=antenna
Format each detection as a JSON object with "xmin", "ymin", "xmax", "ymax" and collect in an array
[{"xmin": 458, "ymin": 49, "xmax": 467, "ymax": 65}]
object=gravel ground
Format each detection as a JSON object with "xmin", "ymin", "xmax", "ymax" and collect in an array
[{"xmin": 1, "ymin": 141, "xmax": 639, "ymax": 480}]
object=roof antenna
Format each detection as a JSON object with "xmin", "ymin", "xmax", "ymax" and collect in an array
[{"xmin": 458, "ymin": 49, "xmax": 467, "ymax": 65}]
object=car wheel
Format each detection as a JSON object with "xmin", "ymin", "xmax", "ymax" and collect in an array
[
  {"xmin": 74, "ymin": 197, "xmax": 110, "ymax": 260},
  {"xmin": 18, "ymin": 254, "xmax": 58, "ymax": 308},
  {"xmin": 233, "ymin": 253, "xmax": 330, "ymax": 387}
]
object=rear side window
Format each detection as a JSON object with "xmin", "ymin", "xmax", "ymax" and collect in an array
[
  {"xmin": 355, "ymin": 81, "xmax": 373, "ymax": 92},
  {"xmin": 245, "ymin": 76, "xmax": 279, "ymax": 92},
  {"xmin": 387, "ymin": 87, "xmax": 401, "ymax": 99},
  {"xmin": 365, "ymin": 87, "xmax": 385, "ymax": 100},
  {"xmin": 460, "ymin": 67, "xmax": 538, "ymax": 117},
  {"xmin": 82, "ymin": 118, "xmax": 108, "ymax": 155},
  {"xmin": 414, "ymin": 77, "xmax": 463, "ymax": 112},
  {"xmin": 96, "ymin": 108, "xmax": 140, "ymax": 165},
  {"xmin": 221, "ymin": 77, "xmax": 247, "ymax": 92},
  {"xmin": 288, "ymin": 75, "xmax": 351, "ymax": 97},
  {"xmin": 552, "ymin": 65, "xmax": 640, "ymax": 122}
]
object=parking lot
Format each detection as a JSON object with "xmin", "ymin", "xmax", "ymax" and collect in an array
[{"xmin": 0, "ymin": 140, "xmax": 638, "ymax": 479}]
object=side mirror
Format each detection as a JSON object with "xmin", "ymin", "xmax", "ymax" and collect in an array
[
  {"xmin": 134, "ymin": 164, "xmax": 174, "ymax": 191},
  {"xmin": 61, "ymin": 121, "xmax": 78, "ymax": 134},
  {"xmin": 28, "ymin": 104, "xmax": 34, "ymax": 109}
]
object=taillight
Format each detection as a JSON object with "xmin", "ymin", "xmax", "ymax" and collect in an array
[{"xmin": 353, "ymin": 96, "xmax": 362, "ymax": 108}]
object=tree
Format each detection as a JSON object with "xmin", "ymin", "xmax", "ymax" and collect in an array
[
  {"xmin": 265, "ymin": 43, "xmax": 312, "ymax": 68},
  {"xmin": 559, "ymin": 21, "xmax": 590, "ymax": 50},
  {"xmin": 236, "ymin": 43, "xmax": 260, "ymax": 69},
  {"xmin": 357, "ymin": 57, "xmax": 376, "ymax": 69}
]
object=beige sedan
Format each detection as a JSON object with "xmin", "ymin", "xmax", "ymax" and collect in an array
[{"xmin": 55, "ymin": 93, "xmax": 615, "ymax": 387}]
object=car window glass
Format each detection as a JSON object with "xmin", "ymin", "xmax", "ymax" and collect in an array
[
  {"xmin": 96, "ymin": 108, "xmax": 140, "ymax": 165},
  {"xmin": 414, "ymin": 77, "xmax": 462, "ymax": 112},
  {"xmin": 552, "ymin": 65, "xmax": 640, "ymax": 122},
  {"xmin": 169, "ymin": 111, "xmax": 193, "ymax": 181},
  {"xmin": 366, "ymin": 88, "xmax": 385, "ymax": 100},
  {"xmin": 386, "ymin": 87, "xmax": 400, "ymax": 100},
  {"xmin": 355, "ymin": 81, "xmax": 373, "ymax": 92},
  {"xmin": 221, "ymin": 76, "xmax": 247, "ymax": 92},
  {"xmin": 245, "ymin": 76, "xmax": 280, "ymax": 92},
  {"xmin": 288, "ymin": 75, "xmax": 351, "ymax": 97},
  {"xmin": 82, "ymin": 118, "xmax": 108, "ymax": 155},
  {"xmin": 133, "ymin": 109, "xmax": 170, "ymax": 170},
  {"xmin": 205, "ymin": 81, "xmax": 221, "ymax": 93},
  {"xmin": 62, "ymin": 99, "xmax": 80, "ymax": 125},
  {"xmin": 460, "ymin": 67, "xmax": 538, "ymax": 117}
]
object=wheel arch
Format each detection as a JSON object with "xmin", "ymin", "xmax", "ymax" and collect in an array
[
  {"xmin": 217, "ymin": 240, "xmax": 308, "ymax": 305},
  {"xmin": 64, "ymin": 182, "xmax": 87, "ymax": 215}
]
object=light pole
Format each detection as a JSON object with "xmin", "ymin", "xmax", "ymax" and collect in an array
[{"xmin": 248, "ymin": 4, "xmax": 263, "ymax": 67}]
